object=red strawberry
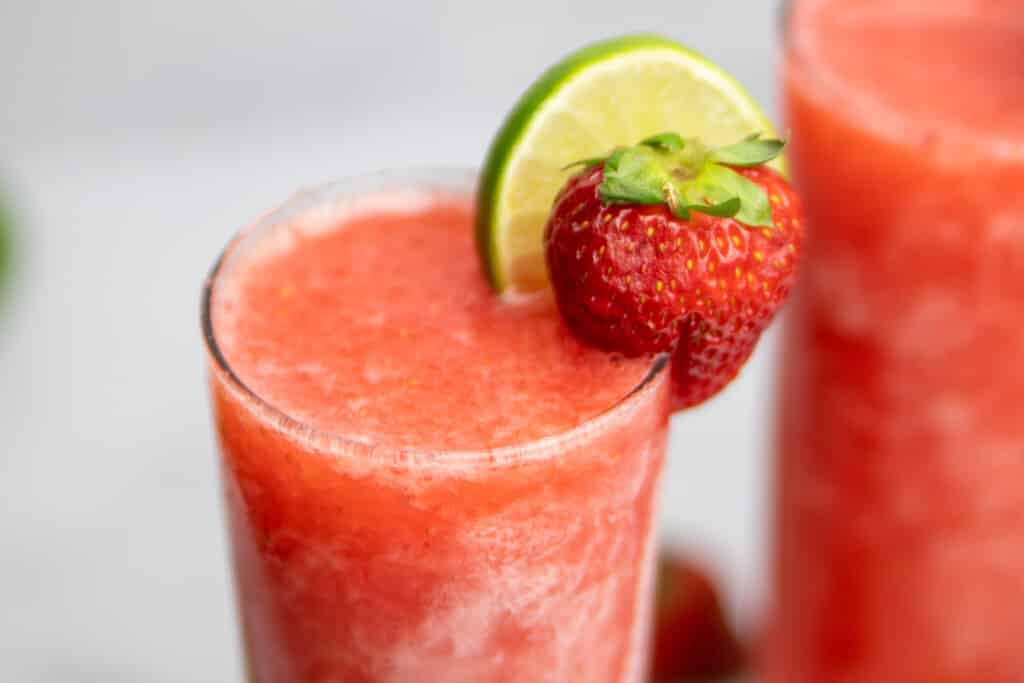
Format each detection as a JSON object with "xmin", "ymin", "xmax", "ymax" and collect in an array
[
  {"xmin": 651, "ymin": 553, "xmax": 746, "ymax": 682},
  {"xmin": 544, "ymin": 132, "xmax": 802, "ymax": 408}
]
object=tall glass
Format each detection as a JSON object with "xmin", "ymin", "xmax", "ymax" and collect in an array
[
  {"xmin": 201, "ymin": 171, "xmax": 672, "ymax": 682},
  {"xmin": 770, "ymin": 1, "xmax": 1024, "ymax": 681}
]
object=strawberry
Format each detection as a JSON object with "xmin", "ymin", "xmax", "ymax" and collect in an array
[
  {"xmin": 544, "ymin": 132, "xmax": 802, "ymax": 408},
  {"xmin": 651, "ymin": 553, "xmax": 746, "ymax": 683}
]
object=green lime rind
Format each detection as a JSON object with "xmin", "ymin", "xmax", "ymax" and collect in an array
[
  {"xmin": 475, "ymin": 33, "xmax": 785, "ymax": 295},
  {"xmin": 477, "ymin": 35, "xmax": 682, "ymax": 293}
]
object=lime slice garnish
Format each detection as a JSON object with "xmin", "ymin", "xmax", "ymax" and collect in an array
[{"xmin": 476, "ymin": 34, "xmax": 785, "ymax": 295}]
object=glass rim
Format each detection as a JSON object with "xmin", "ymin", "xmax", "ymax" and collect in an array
[
  {"xmin": 781, "ymin": 0, "xmax": 1024, "ymax": 162},
  {"xmin": 200, "ymin": 166, "xmax": 669, "ymax": 468}
]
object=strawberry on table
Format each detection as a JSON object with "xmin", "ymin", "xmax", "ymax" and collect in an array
[
  {"xmin": 544, "ymin": 132, "xmax": 802, "ymax": 407},
  {"xmin": 651, "ymin": 553, "xmax": 746, "ymax": 683}
]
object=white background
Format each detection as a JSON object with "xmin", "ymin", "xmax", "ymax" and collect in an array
[{"xmin": 0, "ymin": 1, "xmax": 784, "ymax": 680}]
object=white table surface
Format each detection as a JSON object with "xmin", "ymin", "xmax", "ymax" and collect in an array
[{"xmin": 0, "ymin": 1, "xmax": 782, "ymax": 679}]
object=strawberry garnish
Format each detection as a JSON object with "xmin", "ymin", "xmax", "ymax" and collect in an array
[
  {"xmin": 544, "ymin": 132, "xmax": 802, "ymax": 407},
  {"xmin": 651, "ymin": 553, "xmax": 746, "ymax": 682}
]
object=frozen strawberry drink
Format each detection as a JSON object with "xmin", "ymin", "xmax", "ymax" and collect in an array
[
  {"xmin": 770, "ymin": 1, "xmax": 1024, "ymax": 680},
  {"xmin": 203, "ymin": 172, "xmax": 670, "ymax": 682}
]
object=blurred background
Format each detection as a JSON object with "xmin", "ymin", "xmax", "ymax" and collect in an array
[{"xmin": 1, "ymin": 1, "xmax": 783, "ymax": 680}]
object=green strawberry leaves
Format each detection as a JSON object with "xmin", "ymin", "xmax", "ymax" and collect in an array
[
  {"xmin": 561, "ymin": 156, "xmax": 608, "ymax": 171},
  {"xmin": 576, "ymin": 132, "xmax": 785, "ymax": 228},
  {"xmin": 709, "ymin": 132, "xmax": 786, "ymax": 167},
  {"xmin": 684, "ymin": 163, "xmax": 774, "ymax": 227},
  {"xmin": 639, "ymin": 131, "xmax": 685, "ymax": 152},
  {"xmin": 598, "ymin": 145, "xmax": 673, "ymax": 205}
]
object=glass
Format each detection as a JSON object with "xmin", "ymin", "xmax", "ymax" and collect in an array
[
  {"xmin": 201, "ymin": 169, "xmax": 672, "ymax": 682},
  {"xmin": 768, "ymin": 2, "xmax": 1024, "ymax": 681}
]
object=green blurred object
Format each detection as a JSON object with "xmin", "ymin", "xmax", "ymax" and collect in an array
[
  {"xmin": 0, "ymin": 199, "xmax": 9, "ymax": 294},
  {"xmin": 0, "ymin": 203, "xmax": 9, "ymax": 288}
]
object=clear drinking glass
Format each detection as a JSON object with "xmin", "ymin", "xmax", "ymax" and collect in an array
[
  {"xmin": 201, "ymin": 169, "xmax": 672, "ymax": 682},
  {"xmin": 769, "ymin": 1, "xmax": 1024, "ymax": 681}
]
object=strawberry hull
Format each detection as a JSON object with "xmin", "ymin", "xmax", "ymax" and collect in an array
[{"xmin": 768, "ymin": 1, "xmax": 1024, "ymax": 681}]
